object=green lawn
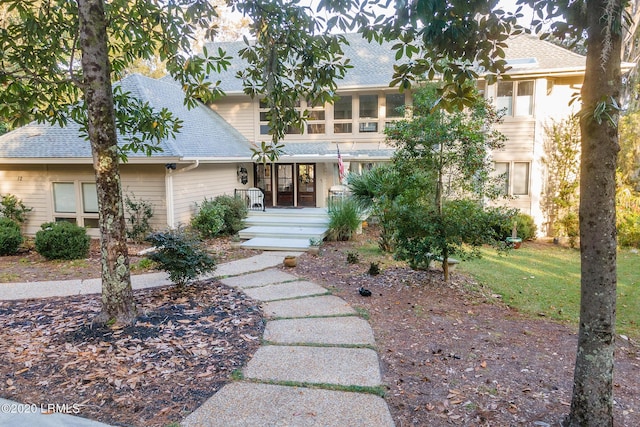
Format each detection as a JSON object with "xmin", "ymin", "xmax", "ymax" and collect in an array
[{"xmin": 458, "ymin": 242, "xmax": 640, "ymax": 339}]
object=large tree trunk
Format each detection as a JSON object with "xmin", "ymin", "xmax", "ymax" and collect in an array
[
  {"xmin": 566, "ymin": 0, "xmax": 621, "ymax": 425},
  {"xmin": 78, "ymin": 0, "xmax": 137, "ymax": 326}
]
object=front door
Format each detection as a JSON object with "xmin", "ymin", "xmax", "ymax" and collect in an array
[
  {"xmin": 255, "ymin": 164, "xmax": 273, "ymax": 207},
  {"xmin": 297, "ymin": 164, "xmax": 316, "ymax": 207},
  {"xmin": 276, "ymin": 164, "xmax": 294, "ymax": 206}
]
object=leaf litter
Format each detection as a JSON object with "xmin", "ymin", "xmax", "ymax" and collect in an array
[{"xmin": 0, "ymin": 279, "xmax": 263, "ymax": 427}]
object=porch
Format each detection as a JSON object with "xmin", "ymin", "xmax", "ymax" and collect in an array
[{"xmin": 238, "ymin": 208, "xmax": 330, "ymax": 251}]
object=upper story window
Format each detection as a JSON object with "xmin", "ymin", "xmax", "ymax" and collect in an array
[
  {"xmin": 496, "ymin": 80, "xmax": 534, "ymax": 117},
  {"xmin": 306, "ymin": 102, "xmax": 326, "ymax": 134},
  {"xmin": 259, "ymin": 98, "xmax": 304, "ymax": 135},
  {"xmin": 359, "ymin": 94, "xmax": 378, "ymax": 133},
  {"xmin": 333, "ymin": 95, "xmax": 353, "ymax": 134}
]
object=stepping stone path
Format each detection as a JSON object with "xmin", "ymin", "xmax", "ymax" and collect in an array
[{"xmin": 182, "ymin": 267, "xmax": 394, "ymax": 426}]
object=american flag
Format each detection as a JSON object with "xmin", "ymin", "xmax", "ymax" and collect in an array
[{"xmin": 337, "ymin": 144, "xmax": 345, "ymax": 182}]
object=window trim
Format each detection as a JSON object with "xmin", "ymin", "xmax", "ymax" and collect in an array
[
  {"xmin": 493, "ymin": 161, "xmax": 530, "ymax": 196},
  {"xmin": 52, "ymin": 181, "xmax": 99, "ymax": 228},
  {"xmin": 495, "ymin": 80, "xmax": 535, "ymax": 117}
]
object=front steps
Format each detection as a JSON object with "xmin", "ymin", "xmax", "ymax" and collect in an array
[{"xmin": 239, "ymin": 208, "xmax": 329, "ymax": 251}]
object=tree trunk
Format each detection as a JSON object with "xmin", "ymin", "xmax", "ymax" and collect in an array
[
  {"xmin": 78, "ymin": 0, "xmax": 137, "ymax": 326},
  {"xmin": 566, "ymin": 0, "xmax": 621, "ymax": 425}
]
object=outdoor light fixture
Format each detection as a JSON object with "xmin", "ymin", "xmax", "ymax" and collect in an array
[
  {"xmin": 165, "ymin": 163, "xmax": 177, "ymax": 170},
  {"xmin": 237, "ymin": 166, "xmax": 248, "ymax": 184}
]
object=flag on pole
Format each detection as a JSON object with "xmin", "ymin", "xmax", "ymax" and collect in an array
[{"xmin": 337, "ymin": 144, "xmax": 345, "ymax": 183}]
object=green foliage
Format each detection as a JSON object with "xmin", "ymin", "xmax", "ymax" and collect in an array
[
  {"xmin": 496, "ymin": 212, "xmax": 538, "ymax": 241},
  {"xmin": 558, "ymin": 212, "xmax": 579, "ymax": 248},
  {"xmin": 346, "ymin": 251, "xmax": 360, "ymax": 264},
  {"xmin": 192, "ymin": 195, "xmax": 247, "ymax": 238},
  {"xmin": 459, "ymin": 244, "xmax": 640, "ymax": 340},
  {"xmin": 367, "ymin": 261, "xmax": 380, "ymax": 276},
  {"xmin": 0, "ymin": 218, "xmax": 23, "ymax": 256},
  {"xmin": 348, "ymin": 164, "xmax": 405, "ymax": 252},
  {"xmin": 35, "ymin": 221, "xmax": 90, "ymax": 260},
  {"xmin": 0, "ymin": 194, "xmax": 33, "ymax": 224},
  {"xmin": 191, "ymin": 199, "xmax": 226, "ymax": 238},
  {"xmin": 619, "ymin": 112, "xmax": 640, "ymax": 191},
  {"xmin": 327, "ymin": 198, "xmax": 362, "ymax": 241},
  {"xmin": 146, "ymin": 227, "xmax": 216, "ymax": 287},
  {"xmin": 618, "ymin": 211, "xmax": 640, "ymax": 248},
  {"xmin": 124, "ymin": 193, "xmax": 154, "ymax": 243},
  {"xmin": 382, "ymin": 84, "xmax": 509, "ymax": 280},
  {"xmin": 542, "ymin": 117, "xmax": 580, "ymax": 237}
]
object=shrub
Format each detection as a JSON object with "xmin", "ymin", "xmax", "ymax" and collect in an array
[
  {"xmin": 191, "ymin": 199, "xmax": 227, "ymax": 238},
  {"xmin": 346, "ymin": 251, "xmax": 360, "ymax": 264},
  {"xmin": 327, "ymin": 198, "xmax": 362, "ymax": 241},
  {"xmin": 146, "ymin": 227, "xmax": 216, "ymax": 287},
  {"xmin": 618, "ymin": 211, "xmax": 640, "ymax": 248},
  {"xmin": 514, "ymin": 213, "xmax": 538, "ymax": 241},
  {"xmin": 0, "ymin": 194, "xmax": 32, "ymax": 224},
  {"xmin": 0, "ymin": 218, "xmax": 23, "ymax": 255},
  {"xmin": 214, "ymin": 195, "xmax": 247, "ymax": 235},
  {"xmin": 368, "ymin": 261, "xmax": 381, "ymax": 276},
  {"xmin": 35, "ymin": 221, "xmax": 90, "ymax": 260},
  {"xmin": 191, "ymin": 195, "xmax": 247, "ymax": 238},
  {"xmin": 558, "ymin": 212, "xmax": 579, "ymax": 248},
  {"xmin": 495, "ymin": 212, "xmax": 538, "ymax": 241},
  {"xmin": 125, "ymin": 193, "xmax": 154, "ymax": 243}
]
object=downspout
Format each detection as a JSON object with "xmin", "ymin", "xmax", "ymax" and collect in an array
[{"xmin": 165, "ymin": 160, "xmax": 200, "ymax": 228}]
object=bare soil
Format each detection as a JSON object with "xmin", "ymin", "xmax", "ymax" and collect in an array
[{"xmin": 0, "ymin": 231, "xmax": 638, "ymax": 426}]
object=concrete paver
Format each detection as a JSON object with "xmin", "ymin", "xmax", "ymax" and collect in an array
[
  {"xmin": 264, "ymin": 316, "xmax": 376, "ymax": 346},
  {"xmin": 0, "ymin": 251, "xmax": 394, "ymax": 427},
  {"xmin": 220, "ymin": 269, "xmax": 297, "ymax": 289},
  {"xmin": 243, "ymin": 345, "xmax": 382, "ymax": 387},
  {"xmin": 262, "ymin": 295, "xmax": 356, "ymax": 318},
  {"xmin": 180, "ymin": 382, "xmax": 394, "ymax": 427},
  {"xmin": 242, "ymin": 281, "xmax": 328, "ymax": 302}
]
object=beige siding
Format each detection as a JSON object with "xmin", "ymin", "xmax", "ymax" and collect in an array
[
  {"xmin": 120, "ymin": 165, "xmax": 167, "ymax": 232},
  {"xmin": 0, "ymin": 164, "xmax": 167, "ymax": 236},
  {"xmin": 209, "ymin": 97, "xmax": 256, "ymax": 141},
  {"xmin": 495, "ymin": 118, "xmax": 536, "ymax": 154},
  {"xmin": 0, "ymin": 165, "xmax": 53, "ymax": 235},
  {"xmin": 170, "ymin": 163, "xmax": 239, "ymax": 226}
]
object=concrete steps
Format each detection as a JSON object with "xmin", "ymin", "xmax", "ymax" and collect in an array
[{"xmin": 239, "ymin": 208, "xmax": 329, "ymax": 251}]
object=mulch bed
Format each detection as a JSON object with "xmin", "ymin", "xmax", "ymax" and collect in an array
[
  {"xmin": 286, "ymin": 232, "xmax": 640, "ymax": 427},
  {"xmin": 0, "ymin": 280, "xmax": 263, "ymax": 427}
]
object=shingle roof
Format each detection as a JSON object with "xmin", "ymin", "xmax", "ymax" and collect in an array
[
  {"xmin": 205, "ymin": 33, "xmax": 586, "ymax": 94},
  {"xmin": 0, "ymin": 74, "xmax": 253, "ymax": 162}
]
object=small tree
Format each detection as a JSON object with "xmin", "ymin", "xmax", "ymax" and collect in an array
[
  {"xmin": 0, "ymin": 194, "xmax": 32, "ymax": 225},
  {"xmin": 146, "ymin": 227, "xmax": 216, "ymax": 288},
  {"xmin": 124, "ymin": 193, "xmax": 154, "ymax": 243},
  {"xmin": 385, "ymin": 83, "xmax": 508, "ymax": 281},
  {"xmin": 542, "ymin": 117, "xmax": 581, "ymax": 240}
]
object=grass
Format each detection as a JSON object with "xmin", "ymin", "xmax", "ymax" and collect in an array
[{"xmin": 458, "ymin": 242, "xmax": 640, "ymax": 339}]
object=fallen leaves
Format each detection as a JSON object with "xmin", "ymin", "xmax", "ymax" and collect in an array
[{"xmin": 0, "ymin": 279, "xmax": 263, "ymax": 427}]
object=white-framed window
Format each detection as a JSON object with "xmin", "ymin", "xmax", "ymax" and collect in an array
[
  {"xmin": 306, "ymin": 102, "xmax": 326, "ymax": 134},
  {"xmin": 496, "ymin": 80, "xmax": 534, "ymax": 117},
  {"xmin": 493, "ymin": 162, "xmax": 530, "ymax": 196},
  {"xmin": 358, "ymin": 94, "xmax": 379, "ymax": 133},
  {"xmin": 333, "ymin": 95, "xmax": 353, "ymax": 134},
  {"xmin": 52, "ymin": 181, "xmax": 99, "ymax": 228}
]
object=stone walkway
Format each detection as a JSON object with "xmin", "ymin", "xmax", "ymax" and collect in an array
[{"xmin": 0, "ymin": 253, "xmax": 394, "ymax": 427}]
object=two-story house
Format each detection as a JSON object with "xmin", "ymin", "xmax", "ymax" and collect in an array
[{"xmin": 0, "ymin": 33, "xmax": 591, "ymax": 237}]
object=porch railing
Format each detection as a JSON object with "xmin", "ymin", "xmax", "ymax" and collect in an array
[
  {"xmin": 235, "ymin": 188, "xmax": 266, "ymax": 211},
  {"xmin": 327, "ymin": 186, "xmax": 350, "ymax": 211}
]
